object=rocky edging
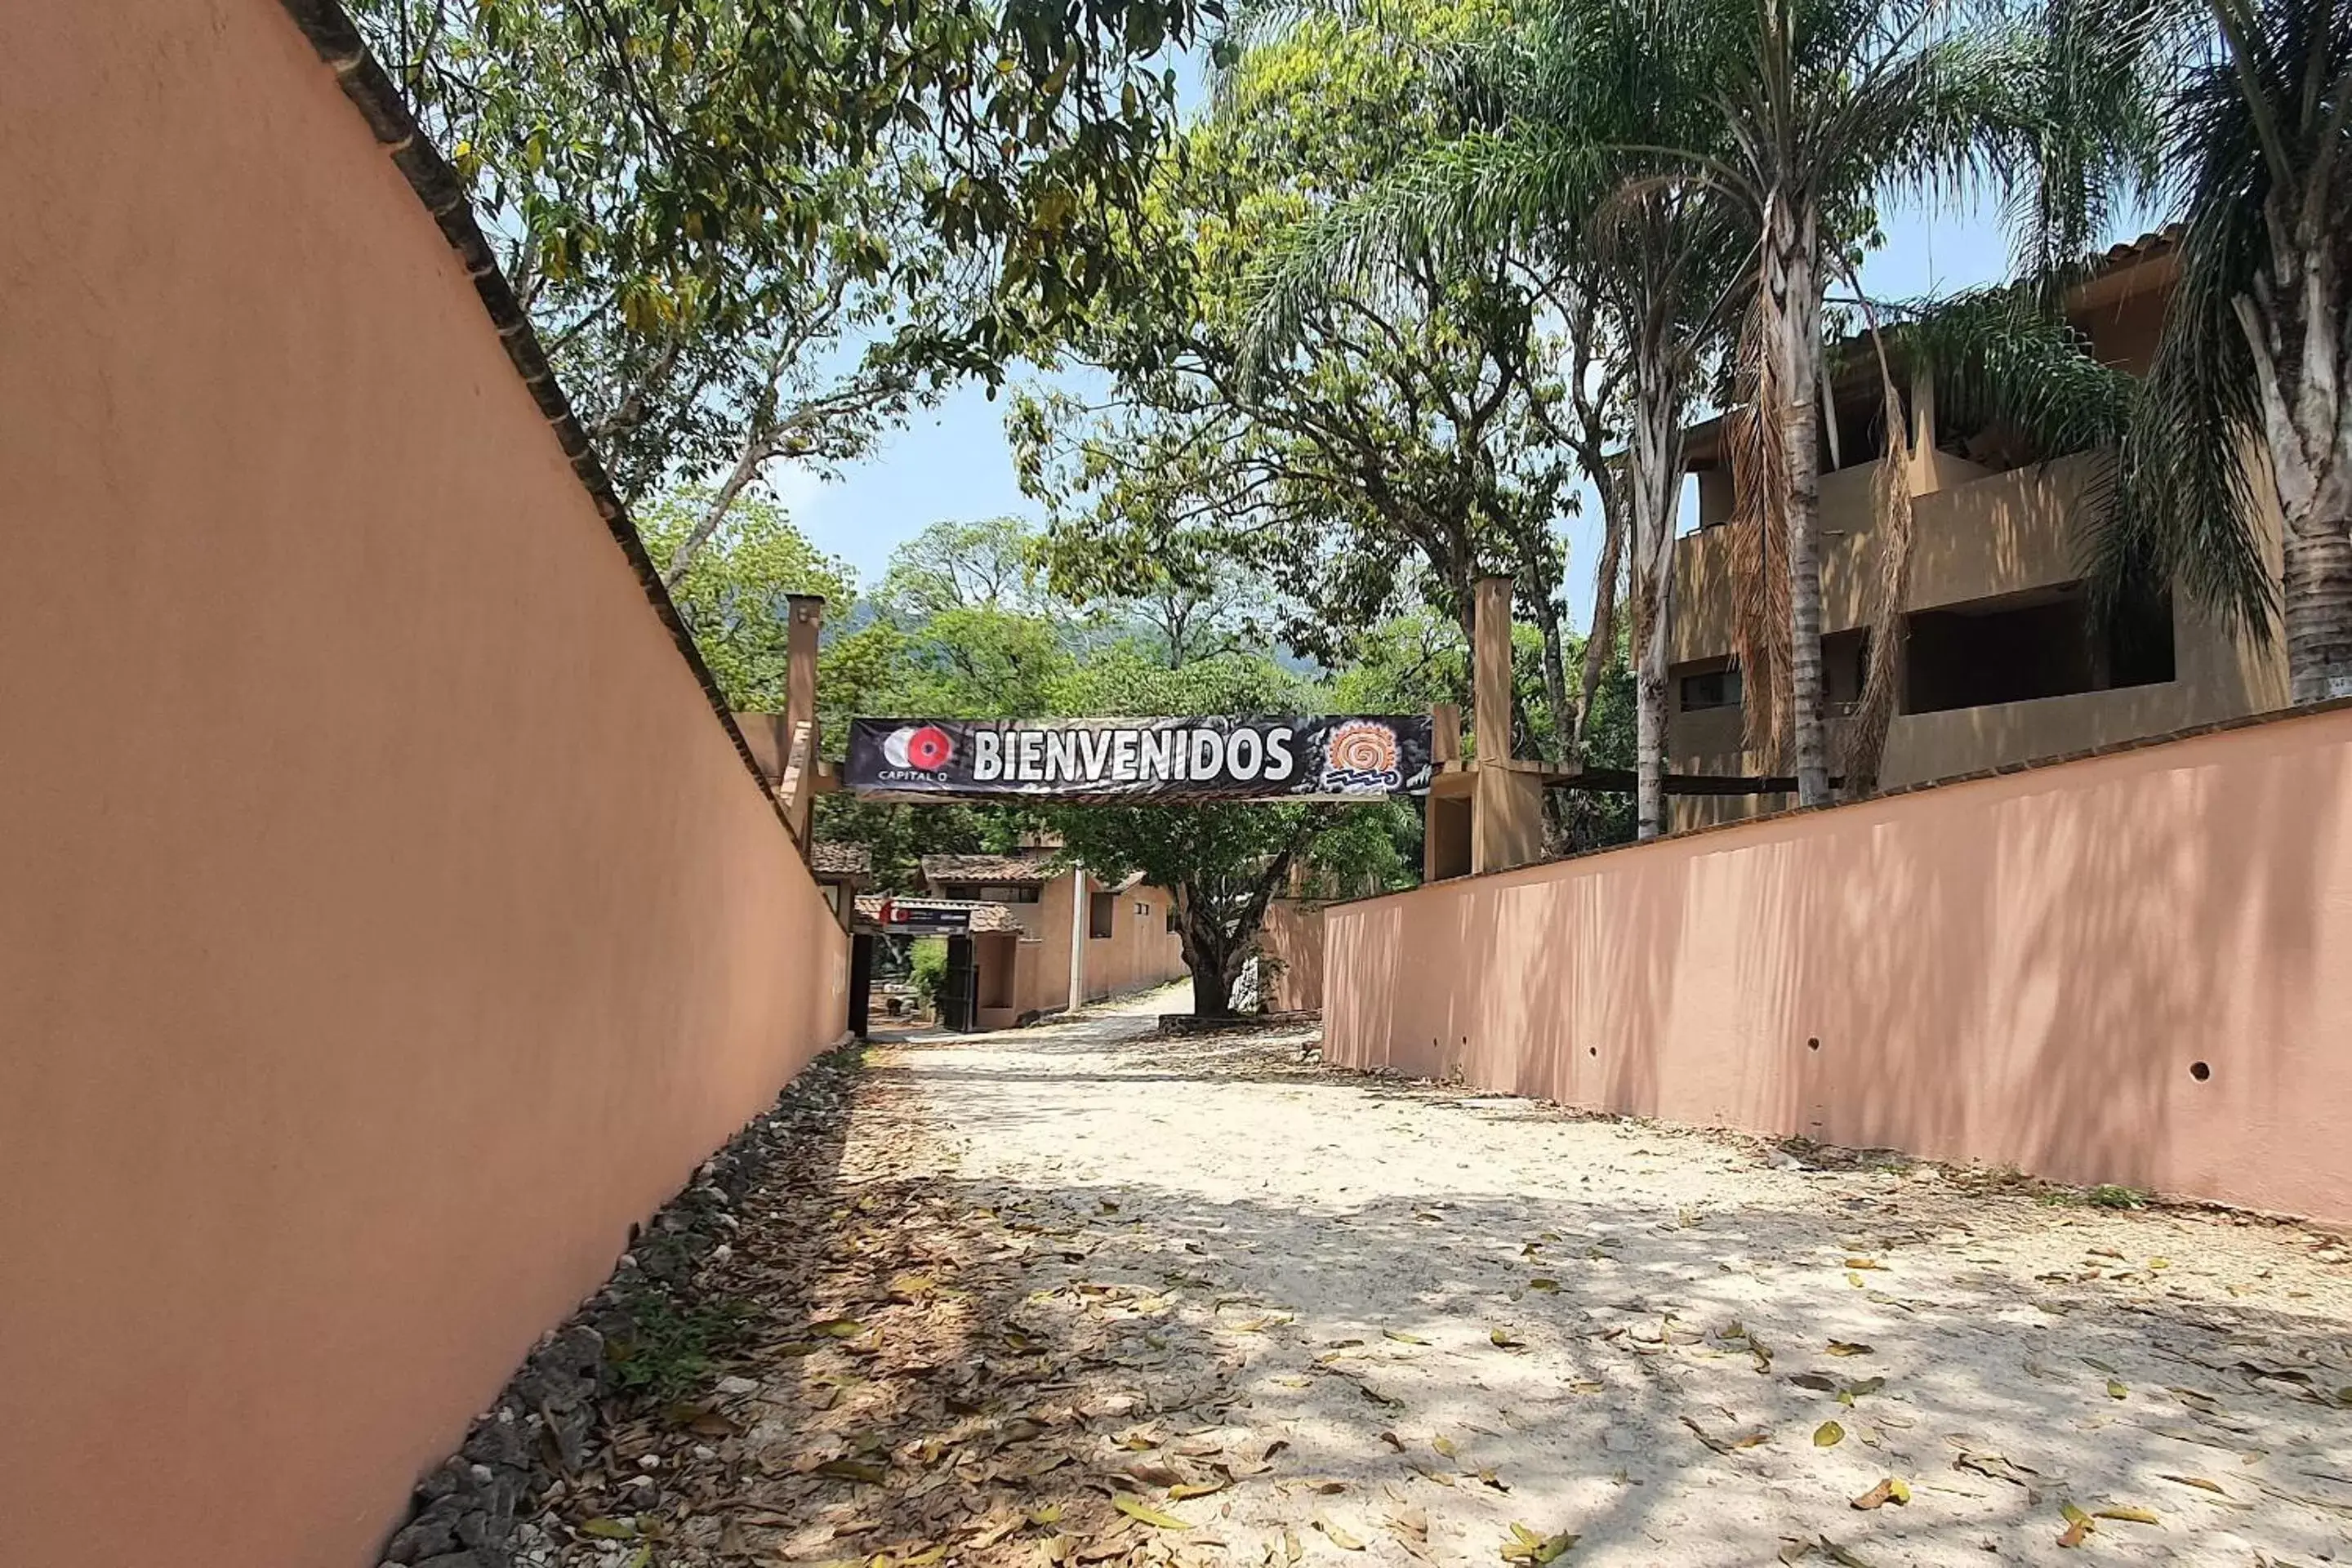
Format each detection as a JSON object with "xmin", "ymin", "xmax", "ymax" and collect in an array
[
  {"xmin": 1153, "ymin": 1010, "xmax": 1321, "ymax": 1038},
  {"xmin": 374, "ymin": 1043, "xmax": 863, "ymax": 1568}
]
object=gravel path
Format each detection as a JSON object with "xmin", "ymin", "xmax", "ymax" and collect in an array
[{"xmin": 871, "ymin": 990, "xmax": 2352, "ymax": 1568}]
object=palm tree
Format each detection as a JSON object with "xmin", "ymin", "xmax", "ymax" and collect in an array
[
  {"xmin": 1236, "ymin": 0, "xmax": 1745, "ymax": 837},
  {"xmin": 2042, "ymin": 0, "xmax": 2348, "ymax": 700},
  {"xmin": 1668, "ymin": 0, "xmax": 2033, "ymax": 804}
]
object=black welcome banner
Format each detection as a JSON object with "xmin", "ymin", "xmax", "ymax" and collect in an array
[{"xmin": 844, "ymin": 716, "xmax": 1435, "ymax": 803}]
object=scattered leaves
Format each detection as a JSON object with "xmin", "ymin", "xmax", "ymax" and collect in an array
[
  {"xmin": 1682, "ymin": 1416, "xmax": 1769, "ymax": 1455},
  {"xmin": 1814, "ymin": 1421, "xmax": 1846, "ymax": 1448},
  {"xmin": 1313, "ymin": 1517, "xmax": 1366, "ymax": 1551},
  {"xmin": 1112, "ymin": 1494, "xmax": 1190, "ymax": 1530},
  {"xmin": 1498, "ymin": 1522, "xmax": 1579, "ymax": 1563},
  {"xmin": 814, "ymin": 1458, "xmax": 889, "ymax": 1484},
  {"xmin": 1850, "ymin": 1477, "xmax": 1910, "ymax": 1510}
]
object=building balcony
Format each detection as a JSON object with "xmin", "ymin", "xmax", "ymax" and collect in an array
[{"xmin": 1671, "ymin": 449, "xmax": 2109, "ymax": 666}]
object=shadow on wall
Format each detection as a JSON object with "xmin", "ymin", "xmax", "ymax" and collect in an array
[{"xmin": 1327, "ymin": 709, "xmax": 2352, "ymax": 1223}]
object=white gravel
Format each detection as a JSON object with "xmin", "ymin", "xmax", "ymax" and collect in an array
[{"xmin": 873, "ymin": 990, "xmax": 2352, "ymax": 1567}]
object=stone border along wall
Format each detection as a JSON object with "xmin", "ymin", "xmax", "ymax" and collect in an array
[
  {"xmin": 376, "ymin": 1044, "xmax": 865, "ymax": 1568},
  {"xmin": 1156, "ymin": 1010, "xmax": 1323, "ymax": 1038}
]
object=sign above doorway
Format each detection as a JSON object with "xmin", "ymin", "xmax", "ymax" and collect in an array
[
  {"xmin": 868, "ymin": 898, "xmax": 975, "ymax": 935},
  {"xmin": 844, "ymin": 716, "xmax": 1436, "ymax": 803}
]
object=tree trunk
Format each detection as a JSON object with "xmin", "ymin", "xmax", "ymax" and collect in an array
[
  {"xmin": 1771, "ymin": 223, "xmax": 1832, "ymax": 806},
  {"xmin": 1575, "ymin": 476, "xmax": 1627, "ymax": 763},
  {"xmin": 1174, "ymin": 898, "xmax": 1241, "ymax": 1018},
  {"xmin": 662, "ymin": 430, "xmax": 770, "ymax": 591},
  {"xmin": 1628, "ymin": 346, "xmax": 1685, "ymax": 840},
  {"xmin": 2237, "ymin": 233, "xmax": 2352, "ymax": 702},
  {"xmin": 1188, "ymin": 960, "xmax": 1233, "ymax": 1018},
  {"xmin": 1532, "ymin": 589, "xmax": 1575, "ymax": 763}
]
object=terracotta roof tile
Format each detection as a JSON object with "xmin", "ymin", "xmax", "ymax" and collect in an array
[
  {"xmin": 810, "ymin": 842, "xmax": 872, "ymax": 879},
  {"xmin": 920, "ymin": 853, "xmax": 1064, "ymax": 885}
]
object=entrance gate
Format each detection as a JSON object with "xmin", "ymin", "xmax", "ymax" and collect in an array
[{"xmin": 938, "ymin": 935, "xmax": 978, "ymax": 1033}]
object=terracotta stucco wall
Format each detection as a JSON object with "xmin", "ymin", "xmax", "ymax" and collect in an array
[
  {"xmin": 1081, "ymin": 883, "xmax": 1189, "ymax": 1000},
  {"xmin": 1260, "ymin": 900, "xmax": 1326, "ymax": 1012},
  {"xmin": 1325, "ymin": 706, "xmax": 2352, "ymax": 1227},
  {"xmin": 0, "ymin": 4, "xmax": 848, "ymax": 1565}
]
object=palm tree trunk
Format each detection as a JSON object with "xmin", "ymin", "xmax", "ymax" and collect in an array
[
  {"xmin": 2281, "ymin": 514, "xmax": 2352, "ymax": 702},
  {"xmin": 2238, "ymin": 241, "xmax": 2352, "ymax": 702},
  {"xmin": 1771, "ymin": 226, "xmax": 1833, "ymax": 805},
  {"xmin": 1531, "ymin": 589, "xmax": 1575, "ymax": 761},
  {"xmin": 1575, "ymin": 477, "xmax": 1626, "ymax": 764},
  {"xmin": 1628, "ymin": 351, "xmax": 1685, "ymax": 840}
]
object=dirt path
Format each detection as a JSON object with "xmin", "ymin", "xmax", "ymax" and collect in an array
[
  {"xmin": 872, "ymin": 994, "xmax": 2352, "ymax": 1568},
  {"xmin": 555, "ymin": 996, "xmax": 2352, "ymax": 1568}
]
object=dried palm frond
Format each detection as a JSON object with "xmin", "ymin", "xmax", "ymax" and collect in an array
[
  {"xmin": 1838, "ymin": 278, "xmax": 1920, "ymax": 797},
  {"xmin": 1724, "ymin": 293, "xmax": 1792, "ymax": 769}
]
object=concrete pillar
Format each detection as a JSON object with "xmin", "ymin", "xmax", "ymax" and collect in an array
[
  {"xmin": 1472, "ymin": 577, "xmax": 1514, "ymax": 767},
  {"xmin": 1468, "ymin": 577, "xmax": 1544, "ymax": 873},
  {"xmin": 1066, "ymin": 867, "xmax": 1088, "ymax": 1011},
  {"xmin": 1430, "ymin": 702, "xmax": 1461, "ymax": 768}
]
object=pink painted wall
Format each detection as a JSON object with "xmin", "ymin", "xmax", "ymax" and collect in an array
[
  {"xmin": 1262, "ymin": 899, "xmax": 1326, "ymax": 1012},
  {"xmin": 0, "ymin": 3, "xmax": 848, "ymax": 1565},
  {"xmin": 1326, "ymin": 706, "xmax": 2352, "ymax": 1227},
  {"xmin": 1082, "ymin": 881, "xmax": 1190, "ymax": 1002}
]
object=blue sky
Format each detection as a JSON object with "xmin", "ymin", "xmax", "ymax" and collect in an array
[{"xmin": 782, "ymin": 166, "xmax": 2082, "ymax": 637}]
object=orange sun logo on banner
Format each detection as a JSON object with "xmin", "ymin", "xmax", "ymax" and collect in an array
[{"xmin": 1320, "ymin": 719, "xmax": 1403, "ymax": 792}]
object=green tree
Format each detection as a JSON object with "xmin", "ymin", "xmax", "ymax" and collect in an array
[
  {"xmin": 1672, "ymin": 0, "xmax": 2034, "ymax": 804},
  {"xmin": 879, "ymin": 516, "xmax": 1050, "ymax": 617},
  {"xmin": 638, "ymin": 489, "xmax": 853, "ymax": 708},
  {"xmin": 1045, "ymin": 648, "xmax": 1410, "ymax": 1015},
  {"xmin": 1013, "ymin": 0, "xmax": 1585, "ymax": 754},
  {"xmin": 349, "ymin": 0, "xmax": 1217, "ymax": 579},
  {"xmin": 813, "ymin": 519, "xmax": 1075, "ymax": 887},
  {"xmin": 2034, "ymin": 0, "xmax": 2349, "ymax": 700},
  {"xmin": 1236, "ymin": 0, "xmax": 1745, "ymax": 835}
]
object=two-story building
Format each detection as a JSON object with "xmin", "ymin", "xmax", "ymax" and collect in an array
[{"xmin": 1668, "ymin": 229, "xmax": 2287, "ymax": 830}]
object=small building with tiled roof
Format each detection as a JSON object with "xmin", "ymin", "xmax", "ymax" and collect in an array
[
  {"xmin": 811, "ymin": 841, "xmax": 873, "ymax": 880},
  {"xmin": 845, "ymin": 851, "xmax": 1188, "ymax": 1033}
]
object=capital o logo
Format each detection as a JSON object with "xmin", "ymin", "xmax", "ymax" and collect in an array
[
  {"xmin": 1320, "ymin": 719, "xmax": 1403, "ymax": 793},
  {"xmin": 882, "ymin": 724, "xmax": 956, "ymax": 773}
]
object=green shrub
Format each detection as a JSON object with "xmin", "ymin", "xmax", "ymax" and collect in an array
[{"xmin": 909, "ymin": 938, "xmax": 947, "ymax": 1009}]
